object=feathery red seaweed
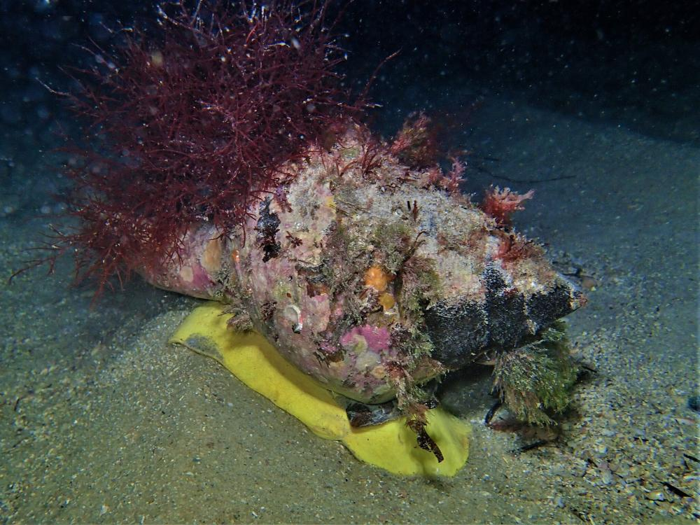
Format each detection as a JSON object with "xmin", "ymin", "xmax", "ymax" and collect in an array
[{"xmin": 59, "ymin": 0, "xmax": 361, "ymax": 293}]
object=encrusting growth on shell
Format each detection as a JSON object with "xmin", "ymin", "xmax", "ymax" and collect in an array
[{"xmin": 138, "ymin": 123, "xmax": 585, "ymax": 425}]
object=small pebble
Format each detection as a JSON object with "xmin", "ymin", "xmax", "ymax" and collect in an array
[
  {"xmin": 645, "ymin": 490, "xmax": 665, "ymax": 501},
  {"xmin": 600, "ymin": 470, "xmax": 614, "ymax": 485}
]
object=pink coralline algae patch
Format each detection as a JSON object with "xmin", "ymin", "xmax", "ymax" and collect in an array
[
  {"xmin": 340, "ymin": 325, "xmax": 391, "ymax": 354},
  {"xmin": 304, "ymin": 295, "xmax": 332, "ymax": 333}
]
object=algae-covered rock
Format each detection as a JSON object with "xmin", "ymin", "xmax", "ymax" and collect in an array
[{"xmin": 140, "ymin": 124, "xmax": 585, "ymax": 409}]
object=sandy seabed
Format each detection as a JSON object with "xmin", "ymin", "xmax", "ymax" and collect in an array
[{"xmin": 1, "ymin": 91, "xmax": 697, "ymax": 524}]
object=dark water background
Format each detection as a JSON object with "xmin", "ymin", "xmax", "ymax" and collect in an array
[
  {"xmin": 2, "ymin": 1, "xmax": 699, "ymax": 147},
  {"xmin": 1, "ymin": 0, "xmax": 699, "ymax": 215}
]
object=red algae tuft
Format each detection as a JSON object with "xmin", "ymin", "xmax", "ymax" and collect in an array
[
  {"xmin": 59, "ymin": 0, "xmax": 362, "ymax": 293},
  {"xmin": 481, "ymin": 186, "xmax": 535, "ymax": 226}
]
